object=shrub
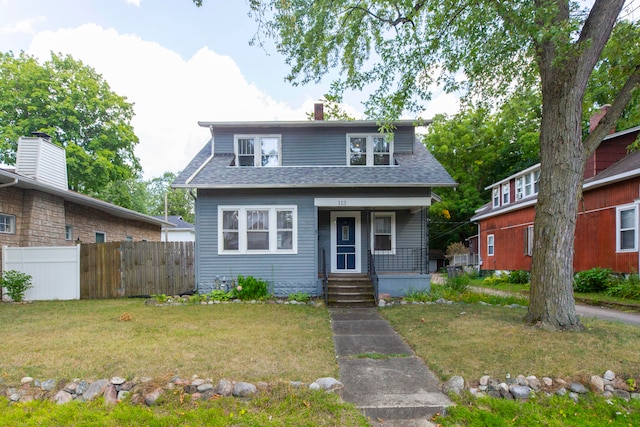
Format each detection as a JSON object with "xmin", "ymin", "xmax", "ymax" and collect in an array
[
  {"xmin": 233, "ymin": 275, "xmax": 270, "ymax": 301},
  {"xmin": 208, "ymin": 289, "xmax": 233, "ymax": 301},
  {"xmin": 606, "ymin": 274, "xmax": 640, "ymax": 300},
  {"xmin": 508, "ymin": 270, "xmax": 530, "ymax": 284},
  {"xmin": 446, "ymin": 274, "xmax": 469, "ymax": 293},
  {"xmin": 483, "ymin": 273, "xmax": 510, "ymax": 286},
  {"xmin": 573, "ymin": 267, "xmax": 615, "ymax": 293},
  {"xmin": 287, "ymin": 292, "xmax": 310, "ymax": 303},
  {"xmin": 1, "ymin": 270, "xmax": 33, "ymax": 302}
]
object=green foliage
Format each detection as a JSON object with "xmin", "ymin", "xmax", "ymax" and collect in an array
[
  {"xmin": 508, "ymin": 270, "xmax": 531, "ymax": 285},
  {"xmin": 233, "ymin": 275, "xmax": 270, "ymax": 301},
  {"xmin": 288, "ymin": 292, "xmax": 311, "ymax": 303},
  {"xmin": 483, "ymin": 273, "xmax": 510, "ymax": 287},
  {"xmin": 402, "ymin": 284, "xmax": 527, "ymax": 306},
  {"xmin": 151, "ymin": 294, "xmax": 171, "ymax": 304},
  {"xmin": 0, "ymin": 270, "xmax": 33, "ymax": 302},
  {"xmin": 606, "ymin": 274, "xmax": 640, "ymax": 300},
  {"xmin": 0, "ymin": 51, "xmax": 141, "ymax": 206},
  {"xmin": 574, "ymin": 268, "xmax": 616, "ymax": 294},
  {"xmin": 446, "ymin": 274, "xmax": 470, "ymax": 293},
  {"xmin": 145, "ymin": 171, "xmax": 195, "ymax": 224},
  {"xmin": 208, "ymin": 289, "xmax": 233, "ymax": 301}
]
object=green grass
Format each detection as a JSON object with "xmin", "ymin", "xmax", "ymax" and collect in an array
[
  {"xmin": 439, "ymin": 393, "xmax": 640, "ymax": 426},
  {"xmin": 381, "ymin": 304, "xmax": 640, "ymax": 381},
  {"xmin": 0, "ymin": 299, "xmax": 337, "ymax": 384},
  {"xmin": 0, "ymin": 384, "xmax": 368, "ymax": 426}
]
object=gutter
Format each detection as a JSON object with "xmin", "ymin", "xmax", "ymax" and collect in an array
[{"xmin": 0, "ymin": 178, "xmax": 18, "ymax": 188}]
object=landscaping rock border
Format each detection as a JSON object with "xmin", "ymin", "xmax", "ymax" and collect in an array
[{"xmin": 1, "ymin": 375, "xmax": 343, "ymax": 406}]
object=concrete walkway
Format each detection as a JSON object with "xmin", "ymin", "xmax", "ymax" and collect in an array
[{"xmin": 329, "ymin": 307, "xmax": 451, "ymax": 426}]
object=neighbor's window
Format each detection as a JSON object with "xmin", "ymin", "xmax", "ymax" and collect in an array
[
  {"xmin": 515, "ymin": 177, "xmax": 524, "ymax": 200},
  {"xmin": 0, "ymin": 213, "xmax": 16, "ymax": 234},
  {"xmin": 492, "ymin": 187, "xmax": 500, "ymax": 208},
  {"xmin": 95, "ymin": 231, "xmax": 106, "ymax": 243},
  {"xmin": 371, "ymin": 212, "xmax": 396, "ymax": 254},
  {"xmin": 617, "ymin": 205, "xmax": 637, "ymax": 251},
  {"xmin": 502, "ymin": 183, "xmax": 510, "ymax": 205},
  {"xmin": 218, "ymin": 206, "xmax": 297, "ymax": 254},
  {"xmin": 65, "ymin": 225, "xmax": 73, "ymax": 241},
  {"xmin": 487, "ymin": 234, "xmax": 495, "ymax": 256},
  {"xmin": 524, "ymin": 225, "xmax": 534, "ymax": 256},
  {"xmin": 235, "ymin": 135, "xmax": 281, "ymax": 167},
  {"xmin": 347, "ymin": 134, "xmax": 393, "ymax": 166},
  {"xmin": 516, "ymin": 170, "xmax": 540, "ymax": 200}
]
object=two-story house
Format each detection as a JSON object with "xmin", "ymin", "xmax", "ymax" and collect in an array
[
  {"xmin": 471, "ymin": 123, "xmax": 640, "ymax": 274},
  {"xmin": 172, "ymin": 106, "xmax": 456, "ymax": 303}
]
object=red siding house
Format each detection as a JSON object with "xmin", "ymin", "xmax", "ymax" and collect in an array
[{"xmin": 471, "ymin": 125, "xmax": 640, "ymax": 274}]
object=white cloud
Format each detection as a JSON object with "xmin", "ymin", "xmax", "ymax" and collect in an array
[
  {"xmin": 125, "ymin": 0, "xmax": 141, "ymax": 7},
  {"xmin": 1, "ymin": 16, "xmax": 45, "ymax": 34},
  {"xmin": 27, "ymin": 24, "xmax": 314, "ymax": 178}
]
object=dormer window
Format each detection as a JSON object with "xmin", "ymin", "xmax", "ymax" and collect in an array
[
  {"xmin": 235, "ymin": 135, "xmax": 281, "ymax": 167},
  {"xmin": 347, "ymin": 134, "xmax": 392, "ymax": 166},
  {"xmin": 492, "ymin": 187, "xmax": 500, "ymax": 208},
  {"xmin": 502, "ymin": 183, "xmax": 510, "ymax": 205},
  {"xmin": 515, "ymin": 169, "xmax": 540, "ymax": 201}
]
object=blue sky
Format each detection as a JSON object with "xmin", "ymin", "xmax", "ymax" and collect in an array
[{"xmin": 0, "ymin": 0, "xmax": 460, "ymax": 177}]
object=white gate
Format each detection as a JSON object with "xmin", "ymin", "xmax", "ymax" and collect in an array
[{"xmin": 2, "ymin": 245, "xmax": 81, "ymax": 300}]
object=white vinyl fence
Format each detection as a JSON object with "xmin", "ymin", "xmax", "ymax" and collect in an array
[{"xmin": 2, "ymin": 245, "xmax": 81, "ymax": 300}]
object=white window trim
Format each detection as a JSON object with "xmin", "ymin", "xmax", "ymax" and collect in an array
[
  {"xmin": 616, "ymin": 205, "xmax": 637, "ymax": 252},
  {"xmin": 370, "ymin": 212, "xmax": 396, "ymax": 255},
  {"xmin": 515, "ymin": 170, "xmax": 540, "ymax": 201},
  {"xmin": 492, "ymin": 187, "xmax": 500, "ymax": 208},
  {"xmin": 502, "ymin": 183, "xmax": 510, "ymax": 205},
  {"xmin": 524, "ymin": 225, "xmax": 534, "ymax": 256},
  {"xmin": 218, "ymin": 205, "xmax": 297, "ymax": 255},
  {"xmin": 95, "ymin": 231, "xmax": 106, "ymax": 243},
  {"xmin": 487, "ymin": 234, "xmax": 495, "ymax": 257},
  {"xmin": 233, "ymin": 134, "xmax": 282, "ymax": 167},
  {"xmin": 0, "ymin": 213, "xmax": 16, "ymax": 234},
  {"xmin": 65, "ymin": 225, "xmax": 73, "ymax": 241},
  {"xmin": 346, "ymin": 133, "xmax": 393, "ymax": 166}
]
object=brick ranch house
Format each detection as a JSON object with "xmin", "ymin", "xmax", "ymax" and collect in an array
[
  {"xmin": 471, "ymin": 121, "xmax": 640, "ymax": 274},
  {"xmin": 0, "ymin": 135, "xmax": 169, "ymax": 272}
]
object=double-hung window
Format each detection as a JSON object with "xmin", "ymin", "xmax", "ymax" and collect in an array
[
  {"xmin": 347, "ymin": 134, "xmax": 392, "ymax": 166},
  {"xmin": 492, "ymin": 187, "xmax": 500, "ymax": 208},
  {"xmin": 524, "ymin": 225, "xmax": 534, "ymax": 256},
  {"xmin": 235, "ymin": 135, "xmax": 281, "ymax": 167},
  {"xmin": 219, "ymin": 206, "xmax": 297, "ymax": 254},
  {"xmin": 371, "ymin": 212, "xmax": 396, "ymax": 254},
  {"xmin": 515, "ymin": 177, "xmax": 524, "ymax": 200},
  {"xmin": 0, "ymin": 213, "xmax": 16, "ymax": 234},
  {"xmin": 502, "ymin": 184, "xmax": 510, "ymax": 205},
  {"xmin": 487, "ymin": 234, "xmax": 495, "ymax": 256},
  {"xmin": 617, "ymin": 205, "xmax": 637, "ymax": 252}
]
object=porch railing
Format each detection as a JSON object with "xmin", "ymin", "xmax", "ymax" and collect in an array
[
  {"xmin": 321, "ymin": 248, "xmax": 328, "ymax": 304},
  {"xmin": 371, "ymin": 247, "xmax": 428, "ymax": 274},
  {"xmin": 367, "ymin": 250, "xmax": 379, "ymax": 303}
]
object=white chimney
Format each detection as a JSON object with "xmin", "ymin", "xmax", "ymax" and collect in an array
[{"xmin": 15, "ymin": 134, "xmax": 68, "ymax": 190}]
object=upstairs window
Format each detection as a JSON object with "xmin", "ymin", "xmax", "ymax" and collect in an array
[
  {"xmin": 235, "ymin": 135, "xmax": 281, "ymax": 167},
  {"xmin": 515, "ymin": 169, "xmax": 540, "ymax": 201},
  {"xmin": 347, "ymin": 134, "xmax": 392, "ymax": 166},
  {"xmin": 0, "ymin": 213, "xmax": 16, "ymax": 234},
  {"xmin": 502, "ymin": 184, "xmax": 510, "ymax": 205},
  {"xmin": 492, "ymin": 187, "xmax": 500, "ymax": 208}
]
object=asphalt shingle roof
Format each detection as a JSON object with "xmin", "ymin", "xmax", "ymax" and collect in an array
[{"xmin": 173, "ymin": 139, "xmax": 456, "ymax": 189}]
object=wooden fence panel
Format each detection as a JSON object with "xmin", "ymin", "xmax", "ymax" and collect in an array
[{"xmin": 80, "ymin": 241, "xmax": 195, "ymax": 299}]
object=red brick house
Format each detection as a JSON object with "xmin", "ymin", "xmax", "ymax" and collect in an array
[
  {"xmin": 471, "ymin": 124, "xmax": 640, "ymax": 274},
  {"xmin": 1, "ymin": 135, "xmax": 168, "ymax": 270}
]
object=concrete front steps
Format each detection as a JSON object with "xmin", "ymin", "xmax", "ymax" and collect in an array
[{"xmin": 326, "ymin": 274, "xmax": 375, "ymax": 307}]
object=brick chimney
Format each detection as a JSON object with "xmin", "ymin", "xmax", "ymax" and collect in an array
[
  {"xmin": 589, "ymin": 104, "xmax": 611, "ymax": 133},
  {"xmin": 314, "ymin": 103, "xmax": 324, "ymax": 121},
  {"xmin": 584, "ymin": 104, "xmax": 626, "ymax": 179}
]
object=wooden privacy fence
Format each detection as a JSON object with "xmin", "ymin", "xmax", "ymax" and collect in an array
[{"xmin": 80, "ymin": 241, "xmax": 195, "ymax": 299}]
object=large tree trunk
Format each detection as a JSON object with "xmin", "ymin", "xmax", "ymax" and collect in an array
[{"xmin": 525, "ymin": 86, "xmax": 585, "ymax": 331}]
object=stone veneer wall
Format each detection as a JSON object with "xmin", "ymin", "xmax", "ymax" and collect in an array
[{"xmin": 0, "ymin": 187, "xmax": 161, "ymax": 272}]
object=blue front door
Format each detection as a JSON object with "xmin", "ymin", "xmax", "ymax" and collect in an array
[{"xmin": 336, "ymin": 217, "xmax": 356, "ymax": 271}]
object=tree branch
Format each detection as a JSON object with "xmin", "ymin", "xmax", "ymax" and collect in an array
[{"xmin": 583, "ymin": 64, "xmax": 640, "ymax": 155}]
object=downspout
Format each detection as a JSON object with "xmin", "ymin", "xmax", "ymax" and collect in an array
[{"xmin": 0, "ymin": 178, "xmax": 19, "ymax": 188}]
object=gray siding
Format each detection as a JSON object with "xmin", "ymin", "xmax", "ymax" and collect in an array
[
  {"xmin": 211, "ymin": 125, "xmax": 415, "ymax": 166},
  {"xmin": 195, "ymin": 189, "xmax": 318, "ymax": 296}
]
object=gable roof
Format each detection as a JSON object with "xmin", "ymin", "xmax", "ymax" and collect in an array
[
  {"xmin": 154, "ymin": 215, "xmax": 194, "ymax": 229},
  {"xmin": 173, "ymin": 121, "xmax": 455, "ymax": 189},
  {"xmin": 0, "ymin": 168, "xmax": 171, "ymax": 227}
]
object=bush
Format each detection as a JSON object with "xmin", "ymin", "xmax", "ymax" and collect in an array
[
  {"xmin": 573, "ymin": 267, "xmax": 615, "ymax": 293},
  {"xmin": 1, "ymin": 270, "xmax": 33, "ymax": 302},
  {"xmin": 287, "ymin": 292, "xmax": 310, "ymax": 303},
  {"xmin": 508, "ymin": 270, "xmax": 530, "ymax": 284},
  {"xmin": 208, "ymin": 289, "xmax": 233, "ymax": 301},
  {"xmin": 606, "ymin": 274, "xmax": 640, "ymax": 300},
  {"xmin": 446, "ymin": 274, "xmax": 470, "ymax": 293},
  {"xmin": 233, "ymin": 275, "xmax": 270, "ymax": 301},
  {"xmin": 483, "ymin": 273, "xmax": 510, "ymax": 286}
]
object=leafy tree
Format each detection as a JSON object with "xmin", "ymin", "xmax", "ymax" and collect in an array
[
  {"xmin": 306, "ymin": 94, "xmax": 355, "ymax": 121},
  {"xmin": 0, "ymin": 51, "xmax": 141, "ymax": 206},
  {"xmin": 146, "ymin": 172, "xmax": 194, "ymax": 224},
  {"xmin": 218, "ymin": 0, "xmax": 640, "ymax": 331}
]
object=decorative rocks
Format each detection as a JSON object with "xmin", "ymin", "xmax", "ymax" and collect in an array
[{"xmin": 442, "ymin": 376, "xmax": 465, "ymax": 395}]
